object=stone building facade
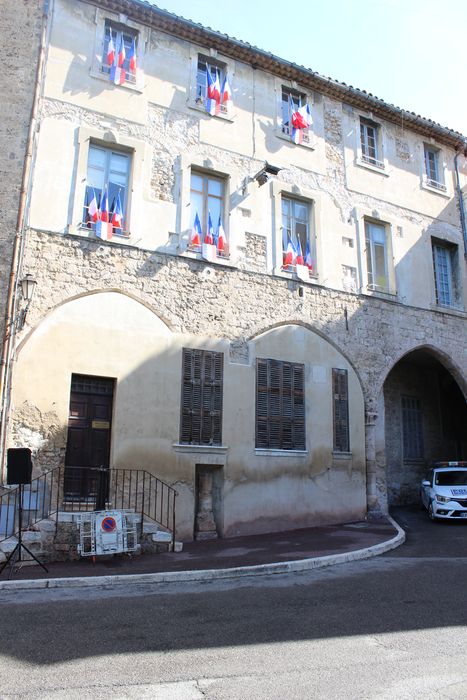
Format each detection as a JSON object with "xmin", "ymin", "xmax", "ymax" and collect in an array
[{"xmin": 2, "ymin": 0, "xmax": 466, "ymax": 540}]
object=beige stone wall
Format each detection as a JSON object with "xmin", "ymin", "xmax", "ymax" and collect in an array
[{"xmin": 0, "ymin": 0, "xmax": 43, "ymax": 339}]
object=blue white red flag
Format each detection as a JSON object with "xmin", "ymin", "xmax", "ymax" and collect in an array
[
  {"xmin": 107, "ymin": 32, "xmax": 115, "ymax": 67},
  {"xmin": 283, "ymin": 237, "xmax": 295, "ymax": 269},
  {"xmin": 217, "ymin": 216, "xmax": 226, "ymax": 254},
  {"xmin": 206, "ymin": 67, "xmax": 220, "ymax": 115},
  {"xmin": 305, "ymin": 240, "xmax": 313, "ymax": 271},
  {"xmin": 221, "ymin": 77, "xmax": 232, "ymax": 112},
  {"xmin": 128, "ymin": 37, "xmax": 137, "ymax": 74},
  {"xmin": 110, "ymin": 37, "xmax": 126, "ymax": 84},
  {"xmin": 87, "ymin": 188, "xmax": 99, "ymax": 225},
  {"xmin": 205, "ymin": 211, "xmax": 214, "ymax": 245},
  {"xmin": 99, "ymin": 186, "xmax": 109, "ymax": 223},
  {"xmin": 289, "ymin": 95, "xmax": 311, "ymax": 144},
  {"xmin": 295, "ymin": 237, "xmax": 304, "ymax": 266},
  {"xmin": 111, "ymin": 192, "xmax": 123, "ymax": 229},
  {"xmin": 190, "ymin": 212, "xmax": 202, "ymax": 247}
]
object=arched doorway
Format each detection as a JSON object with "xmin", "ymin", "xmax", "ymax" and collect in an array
[{"xmin": 382, "ymin": 348, "xmax": 466, "ymax": 506}]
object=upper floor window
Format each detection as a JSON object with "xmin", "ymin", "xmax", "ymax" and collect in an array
[
  {"xmin": 281, "ymin": 88, "xmax": 312, "ymax": 145},
  {"xmin": 402, "ymin": 396, "xmax": 424, "ymax": 461},
  {"xmin": 424, "ymin": 145, "xmax": 446, "ymax": 191},
  {"xmin": 180, "ymin": 348, "xmax": 223, "ymax": 446},
  {"xmin": 83, "ymin": 144, "xmax": 131, "ymax": 238},
  {"xmin": 256, "ymin": 359, "xmax": 305, "ymax": 451},
  {"xmin": 281, "ymin": 196, "xmax": 314, "ymax": 275},
  {"xmin": 196, "ymin": 56, "xmax": 232, "ymax": 116},
  {"xmin": 189, "ymin": 171, "xmax": 227, "ymax": 257},
  {"xmin": 360, "ymin": 118, "xmax": 384, "ymax": 169},
  {"xmin": 332, "ymin": 369, "xmax": 349, "ymax": 453},
  {"xmin": 102, "ymin": 20, "xmax": 138, "ymax": 85},
  {"xmin": 432, "ymin": 239, "xmax": 459, "ymax": 308},
  {"xmin": 365, "ymin": 220, "xmax": 389, "ymax": 292}
]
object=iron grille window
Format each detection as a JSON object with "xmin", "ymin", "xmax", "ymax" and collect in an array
[
  {"xmin": 402, "ymin": 396, "xmax": 424, "ymax": 461},
  {"xmin": 424, "ymin": 145, "xmax": 445, "ymax": 189},
  {"xmin": 180, "ymin": 349, "xmax": 223, "ymax": 445},
  {"xmin": 360, "ymin": 118, "xmax": 384, "ymax": 168},
  {"xmin": 332, "ymin": 369, "xmax": 349, "ymax": 452},
  {"xmin": 256, "ymin": 359, "xmax": 305, "ymax": 450},
  {"xmin": 71, "ymin": 374, "xmax": 114, "ymax": 395}
]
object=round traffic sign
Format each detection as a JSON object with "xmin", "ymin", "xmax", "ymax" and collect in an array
[{"xmin": 101, "ymin": 516, "xmax": 117, "ymax": 532}]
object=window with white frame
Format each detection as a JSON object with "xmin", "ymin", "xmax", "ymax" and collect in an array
[
  {"xmin": 101, "ymin": 20, "xmax": 138, "ymax": 85},
  {"xmin": 365, "ymin": 220, "xmax": 389, "ymax": 292},
  {"xmin": 402, "ymin": 396, "xmax": 424, "ymax": 461},
  {"xmin": 195, "ymin": 55, "xmax": 230, "ymax": 115},
  {"xmin": 189, "ymin": 171, "xmax": 228, "ymax": 256},
  {"xmin": 281, "ymin": 196, "xmax": 314, "ymax": 272},
  {"xmin": 281, "ymin": 88, "xmax": 311, "ymax": 145},
  {"xmin": 432, "ymin": 239, "xmax": 458, "ymax": 308},
  {"xmin": 83, "ymin": 144, "xmax": 131, "ymax": 235},
  {"xmin": 424, "ymin": 145, "xmax": 445, "ymax": 190},
  {"xmin": 360, "ymin": 118, "xmax": 384, "ymax": 168}
]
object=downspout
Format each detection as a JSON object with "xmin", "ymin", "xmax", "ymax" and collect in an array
[
  {"xmin": 0, "ymin": 0, "xmax": 50, "ymax": 482},
  {"xmin": 454, "ymin": 143, "xmax": 467, "ymax": 258}
]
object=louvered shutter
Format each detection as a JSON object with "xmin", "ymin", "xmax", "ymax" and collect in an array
[
  {"xmin": 256, "ymin": 359, "xmax": 305, "ymax": 450},
  {"xmin": 180, "ymin": 348, "xmax": 223, "ymax": 445},
  {"xmin": 332, "ymin": 368, "xmax": 349, "ymax": 452}
]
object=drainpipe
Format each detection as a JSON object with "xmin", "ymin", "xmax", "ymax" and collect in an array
[
  {"xmin": 0, "ymin": 0, "xmax": 50, "ymax": 482},
  {"xmin": 454, "ymin": 143, "xmax": 467, "ymax": 258}
]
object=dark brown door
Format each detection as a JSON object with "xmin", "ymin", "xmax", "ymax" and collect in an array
[{"xmin": 64, "ymin": 375, "xmax": 114, "ymax": 500}]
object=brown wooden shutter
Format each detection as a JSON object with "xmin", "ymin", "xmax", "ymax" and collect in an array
[
  {"xmin": 256, "ymin": 359, "xmax": 305, "ymax": 450},
  {"xmin": 333, "ymin": 368, "xmax": 349, "ymax": 452},
  {"xmin": 180, "ymin": 348, "xmax": 223, "ymax": 445}
]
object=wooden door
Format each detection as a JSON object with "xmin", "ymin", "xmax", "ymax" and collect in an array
[{"xmin": 64, "ymin": 375, "xmax": 114, "ymax": 500}]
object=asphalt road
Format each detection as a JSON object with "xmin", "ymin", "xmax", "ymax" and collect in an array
[{"xmin": 0, "ymin": 506, "xmax": 466, "ymax": 699}]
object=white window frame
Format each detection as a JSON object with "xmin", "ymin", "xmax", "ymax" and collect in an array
[
  {"xmin": 432, "ymin": 239, "xmax": 459, "ymax": 309},
  {"xmin": 69, "ymin": 126, "xmax": 146, "ymax": 242},
  {"xmin": 177, "ymin": 153, "xmax": 234, "ymax": 263},
  {"xmin": 362, "ymin": 218, "xmax": 395, "ymax": 295},
  {"xmin": 355, "ymin": 115, "xmax": 389, "ymax": 175},
  {"xmin": 271, "ymin": 180, "xmax": 321, "ymax": 280},
  {"xmin": 187, "ymin": 47, "xmax": 235, "ymax": 121},
  {"xmin": 276, "ymin": 85, "xmax": 315, "ymax": 149},
  {"xmin": 422, "ymin": 143, "xmax": 448, "ymax": 196},
  {"xmin": 89, "ymin": 8, "xmax": 146, "ymax": 92},
  {"xmin": 189, "ymin": 170, "xmax": 229, "ymax": 259}
]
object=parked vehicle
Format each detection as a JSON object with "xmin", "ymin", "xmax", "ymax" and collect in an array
[{"xmin": 420, "ymin": 462, "xmax": 467, "ymax": 521}]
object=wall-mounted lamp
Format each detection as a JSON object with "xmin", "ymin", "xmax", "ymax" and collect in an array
[
  {"xmin": 252, "ymin": 162, "xmax": 282, "ymax": 187},
  {"xmin": 18, "ymin": 274, "xmax": 37, "ymax": 330}
]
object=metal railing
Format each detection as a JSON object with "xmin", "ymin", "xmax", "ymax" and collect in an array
[{"xmin": 0, "ymin": 465, "xmax": 177, "ymax": 546}]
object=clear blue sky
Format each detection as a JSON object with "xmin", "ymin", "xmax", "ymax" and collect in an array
[{"xmin": 149, "ymin": 0, "xmax": 466, "ymax": 135}]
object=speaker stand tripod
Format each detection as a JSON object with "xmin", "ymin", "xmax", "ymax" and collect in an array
[{"xmin": 0, "ymin": 484, "xmax": 48, "ymax": 579}]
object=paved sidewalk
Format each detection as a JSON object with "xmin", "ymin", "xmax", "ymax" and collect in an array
[{"xmin": 0, "ymin": 516, "xmax": 403, "ymax": 589}]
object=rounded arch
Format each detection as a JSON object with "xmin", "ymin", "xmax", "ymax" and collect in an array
[
  {"xmin": 17, "ymin": 288, "xmax": 176, "ymax": 354},
  {"xmin": 248, "ymin": 319, "xmax": 365, "ymax": 396}
]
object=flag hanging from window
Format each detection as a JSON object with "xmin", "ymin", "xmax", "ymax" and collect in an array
[
  {"xmin": 295, "ymin": 237, "xmax": 304, "ymax": 266},
  {"xmin": 110, "ymin": 36, "xmax": 126, "ymax": 85},
  {"xmin": 128, "ymin": 37, "xmax": 137, "ymax": 75},
  {"xmin": 190, "ymin": 212, "xmax": 202, "ymax": 247},
  {"xmin": 283, "ymin": 237, "xmax": 296, "ymax": 270},
  {"xmin": 99, "ymin": 185, "xmax": 109, "ymax": 222},
  {"xmin": 305, "ymin": 240, "xmax": 313, "ymax": 271},
  {"xmin": 111, "ymin": 192, "xmax": 123, "ymax": 230},
  {"xmin": 217, "ymin": 216, "xmax": 226, "ymax": 254},
  {"xmin": 204, "ymin": 211, "xmax": 214, "ymax": 245},
  {"xmin": 221, "ymin": 77, "xmax": 232, "ymax": 112},
  {"xmin": 87, "ymin": 189, "xmax": 99, "ymax": 226},
  {"xmin": 289, "ymin": 95, "xmax": 311, "ymax": 144},
  {"xmin": 107, "ymin": 32, "xmax": 115, "ymax": 67},
  {"xmin": 206, "ymin": 68, "xmax": 221, "ymax": 116}
]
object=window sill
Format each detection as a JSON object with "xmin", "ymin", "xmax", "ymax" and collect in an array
[
  {"xmin": 187, "ymin": 100, "xmax": 234, "ymax": 122},
  {"xmin": 181, "ymin": 249, "xmax": 236, "ymax": 268},
  {"xmin": 273, "ymin": 267, "xmax": 319, "ymax": 284},
  {"xmin": 429, "ymin": 303, "xmax": 466, "ymax": 317},
  {"xmin": 275, "ymin": 129, "xmax": 316, "ymax": 150},
  {"xmin": 363, "ymin": 286, "xmax": 397, "ymax": 300},
  {"xmin": 173, "ymin": 444, "xmax": 229, "ymax": 454},
  {"xmin": 332, "ymin": 451, "xmax": 352, "ymax": 460},
  {"xmin": 77, "ymin": 224, "xmax": 131, "ymax": 241},
  {"xmin": 255, "ymin": 449, "xmax": 308, "ymax": 457},
  {"xmin": 355, "ymin": 157, "xmax": 389, "ymax": 177},
  {"xmin": 421, "ymin": 180, "xmax": 450, "ymax": 198},
  {"xmin": 89, "ymin": 67, "xmax": 143, "ymax": 93}
]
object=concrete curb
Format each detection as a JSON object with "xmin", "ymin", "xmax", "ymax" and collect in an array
[{"xmin": 0, "ymin": 516, "xmax": 405, "ymax": 591}]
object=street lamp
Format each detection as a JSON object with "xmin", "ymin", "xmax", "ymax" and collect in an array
[{"xmin": 18, "ymin": 274, "xmax": 37, "ymax": 329}]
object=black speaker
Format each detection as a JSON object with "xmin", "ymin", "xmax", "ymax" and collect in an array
[{"xmin": 6, "ymin": 448, "xmax": 32, "ymax": 485}]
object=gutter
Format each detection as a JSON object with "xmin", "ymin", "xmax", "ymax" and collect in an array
[{"xmin": 0, "ymin": 0, "xmax": 50, "ymax": 480}]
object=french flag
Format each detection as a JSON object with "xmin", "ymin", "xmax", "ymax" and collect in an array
[
  {"xmin": 107, "ymin": 32, "xmax": 115, "ymax": 67},
  {"xmin": 110, "ymin": 37, "xmax": 126, "ymax": 85},
  {"xmin": 99, "ymin": 186, "xmax": 109, "ymax": 222},
  {"xmin": 111, "ymin": 192, "xmax": 123, "ymax": 229},
  {"xmin": 191, "ymin": 212, "xmax": 202, "ymax": 247},
  {"xmin": 206, "ymin": 68, "xmax": 220, "ymax": 115},
  {"xmin": 217, "ymin": 216, "xmax": 226, "ymax": 254},
  {"xmin": 283, "ymin": 237, "xmax": 296, "ymax": 269},
  {"xmin": 204, "ymin": 211, "xmax": 214, "ymax": 245},
  {"xmin": 128, "ymin": 37, "xmax": 137, "ymax": 74},
  {"xmin": 295, "ymin": 237, "xmax": 304, "ymax": 266},
  {"xmin": 221, "ymin": 77, "xmax": 232, "ymax": 112},
  {"xmin": 87, "ymin": 189, "xmax": 99, "ymax": 225},
  {"xmin": 305, "ymin": 240, "xmax": 313, "ymax": 271}
]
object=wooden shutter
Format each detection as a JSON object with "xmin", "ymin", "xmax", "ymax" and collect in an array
[
  {"xmin": 333, "ymin": 368, "xmax": 349, "ymax": 452},
  {"xmin": 180, "ymin": 348, "xmax": 223, "ymax": 445},
  {"xmin": 256, "ymin": 359, "xmax": 305, "ymax": 450}
]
